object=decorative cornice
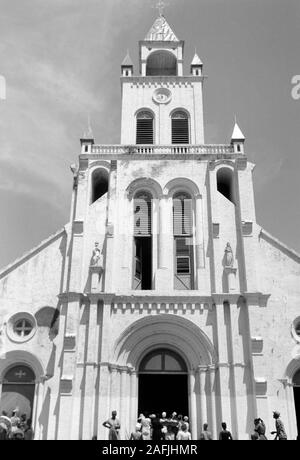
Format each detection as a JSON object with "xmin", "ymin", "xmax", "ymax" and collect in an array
[
  {"xmin": 58, "ymin": 292, "xmax": 88, "ymax": 303},
  {"xmin": 121, "ymin": 76, "xmax": 204, "ymax": 84}
]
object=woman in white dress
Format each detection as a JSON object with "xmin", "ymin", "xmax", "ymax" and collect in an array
[{"xmin": 140, "ymin": 414, "xmax": 151, "ymax": 440}]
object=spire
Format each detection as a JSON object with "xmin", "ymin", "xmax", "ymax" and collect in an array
[
  {"xmin": 121, "ymin": 50, "xmax": 134, "ymax": 76},
  {"xmin": 83, "ymin": 114, "xmax": 94, "ymax": 140},
  {"xmin": 191, "ymin": 52, "xmax": 203, "ymax": 66},
  {"xmin": 80, "ymin": 115, "xmax": 94, "ymax": 153},
  {"xmin": 122, "ymin": 50, "xmax": 133, "ymax": 67},
  {"xmin": 231, "ymin": 120, "xmax": 245, "ymax": 154},
  {"xmin": 145, "ymin": 15, "xmax": 179, "ymax": 42},
  {"xmin": 231, "ymin": 121, "xmax": 245, "ymax": 141},
  {"xmin": 190, "ymin": 51, "xmax": 203, "ymax": 76}
]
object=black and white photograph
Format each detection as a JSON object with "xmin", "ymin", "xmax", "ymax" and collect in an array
[{"xmin": 0, "ymin": 0, "xmax": 299, "ymax": 442}]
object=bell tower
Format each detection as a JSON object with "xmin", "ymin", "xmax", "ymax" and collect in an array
[{"xmin": 120, "ymin": 13, "xmax": 205, "ymax": 145}]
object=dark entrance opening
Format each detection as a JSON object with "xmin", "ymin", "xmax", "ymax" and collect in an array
[
  {"xmin": 138, "ymin": 374, "xmax": 188, "ymax": 417},
  {"xmin": 294, "ymin": 387, "xmax": 300, "ymax": 439},
  {"xmin": 134, "ymin": 237, "xmax": 152, "ymax": 290},
  {"xmin": 293, "ymin": 369, "xmax": 300, "ymax": 439},
  {"xmin": 138, "ymin": 349, "xmax": 188, "ymax": 418}
]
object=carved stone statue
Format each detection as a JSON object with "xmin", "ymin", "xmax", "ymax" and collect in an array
[
  {"xmin": 91, "ymin": 242, "xmax": 102, "ymax": 267},
  {"xmin": 224, "ymin": 242, "xmax": 234, "ymax": 268}
]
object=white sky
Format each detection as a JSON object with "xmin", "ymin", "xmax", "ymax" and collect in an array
[{"xmin": 0, "ymin": 0, "xmax": 300, "ymax": 268}]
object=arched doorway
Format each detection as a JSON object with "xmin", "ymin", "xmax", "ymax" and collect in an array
[
  {"xmin": 293, "ymin": 369, "xmax": 300, "ymax": 438},
  {"xmin": 138, "ymin": 349, "xmax": 188, "ymax": 417},
  {"xmin": 0, "ymin": 365, "xmax": 35, "ymax": 419}
]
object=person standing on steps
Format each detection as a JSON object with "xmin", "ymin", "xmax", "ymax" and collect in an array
[
  {"xmin": 200, "ymin": 423, "xmax": 213, "ymax": 440},
  {"xmin": 103, "ymin": 410, "xmax": 121, "ymax": 440},
  {"xmin": 271, "ymin": 411, "xmax": 287, "ymax": 440},
  {"xmin": 219, "ymin": 422, "xmax": 233, "ymax": 440}
]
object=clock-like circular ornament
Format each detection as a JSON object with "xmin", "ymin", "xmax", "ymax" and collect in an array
[{"xmin": 153, "ymin": 87, "xmax": 172, "ymax": 104}]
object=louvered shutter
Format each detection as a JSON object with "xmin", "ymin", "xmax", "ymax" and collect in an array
[
  {"xmin": 173, "ymin": 198, "xmax": 183, "ymax": 236},
  {"xmin": 176, "ymin": 238, "xmax": 191, "ymax": 274},
  {"xmin": 134, "ymin": 193, "xmax": 152, "ymax": 236},
  {"xmin": 183, "ymin": 198, "xmax": 192, "ymax": 235},
  {"xmin": 136, "ymin": 112, "xmax": 153, "ymax": 144},
  {"xmin": 172, "ymin": 112, "xmax": 189, "ymax": 144},
  {"xmin": 173, "ymin": 194, "xmax": 192, "ymax": 236}
]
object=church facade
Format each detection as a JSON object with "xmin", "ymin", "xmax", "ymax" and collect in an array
[{"xmin": 0, "ymin": 14, "xmax": 300, "ymax": 440}]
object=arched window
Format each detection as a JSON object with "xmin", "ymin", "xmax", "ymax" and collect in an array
[
  {"xmin": 136, "ymin": 111, "xmax": 154, "ymax": 145},
  {"xmin": 146, "ymin": 51, "xmax": 177, "ymax": 76},
  {"xmin": 173, "ymin": 192, "xmax": 194, "ymax": 290},
  {"xmin": 91, "ymin": 169, "xmax": 109, "ymax": 204},
  {"xmin": 139, "ymin": 349, "xmax": 187, "ymax": 374},
  {"xmin": 172, "ymin": 111, "xmax": 189, "ymax": 144},
  {"xmin": 0, "ymin": 365, "xmax": 36, "ymax": 420},
  {"xmin": 217, "ymin": 168, "xmax": 235, "ymax": 204},
  {"xmin": 133, "ymin": 191, "xmax": 153, "ymax": 290}
]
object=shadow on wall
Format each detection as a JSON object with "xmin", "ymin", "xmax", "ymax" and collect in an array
[
  {"xmin": 35, "ymin": 306, "xmax": 60, "ymax": 341},
  {"xmin": 39, "ymin": 387, "xmax": 51, "ymax": 440}
]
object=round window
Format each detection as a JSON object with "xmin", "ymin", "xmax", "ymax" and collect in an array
[
  {"xmin": 7, "ymin": 312, "xmax": 36, "ymax": 343},
  {"xmin": 13, "ymin": 319, "xmax": 33, "ymax": 337}
]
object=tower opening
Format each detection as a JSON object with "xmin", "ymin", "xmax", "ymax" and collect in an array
[
  {"xmin": 138, "ymin": 349, "xmax": 188, "ymax": 417},
  {"xmin": 136, "ymin": 111, "xmax": 154, "ymax": 144},
  {"xmin": 91, "ymin": 169, "xmax": 109, "ymax": 204},
  {"xmin": 217, "ymin": 168, "xmax": 235, "ymax": 203},
  {"xmin": 0, "ymin": 365, "xmax": 35, "ymax": 420},
  {"xmin": 133, "ymin": 192, "xmax": 153, "ymax": 290},
  {"xmin": 172, "ymin": 111, "xmax": 189, "ymax": 144},
  {"xmin": 146, "ymin": 51, "xmax": 177, "ymax": 76},
  {"xmin": 293, "ymin": 369, "xmax": 300, "ymax": 439}
]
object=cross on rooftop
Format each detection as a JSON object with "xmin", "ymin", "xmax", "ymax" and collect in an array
[{"xmin": 155, "ymin": 0, "xmax": 168, "ymax": 16}]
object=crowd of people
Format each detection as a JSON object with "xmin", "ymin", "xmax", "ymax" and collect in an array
[
  {"xmin": 0, "ymin": 410, "xmax": 33, "ymax": 440},
  {"xmin": 102, "ymin": 409, "xmax": 288, "ymax": 441},
  {"xmin": 0, "ymin": 406, "xmax": 288, "ymax": 441}
]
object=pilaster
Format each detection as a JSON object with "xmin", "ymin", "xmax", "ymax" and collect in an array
[
  {"xmin": 157, "ymin": 194, "xmax": 173, "ymax": 290},
  {"xmin": 104, "ymin": 161, "xmax": 118, "ymax": 292},
  {"xmin": 57, "ymin": 293, "xmax": 83, "ymax": 440}
]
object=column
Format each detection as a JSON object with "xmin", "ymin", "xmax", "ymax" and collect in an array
[
  {"xmin": 129, "ymin": 371, "xmax": 138, "ymax": 433},
  {"xmin": 124, "ymin": 371, "xmax": 131, "ymax": 438},
  {"xmin": 157, "ymin": 194, "xmax": 173, "ymax": 290},
  {"xmin": 208, "ymin": 366, "xmax": 217, "ymax": 439},
  {"xmin": 286, "ymin": 383, "xmax": 298, "ymax": 440},
  {"xmin": 120, "ymin": 369, "xmax": 127, "ymax": 439},
  {"xmin": 33, "ymin": 381, "xmax": 42, "ymax": 440},
  {"xmin": 189, "ymin": 371, "xmax": 198, "ymax": 440},
  {"xmin": 197, "ymin": 366, "xmax": 208, "ymax": 432}
]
